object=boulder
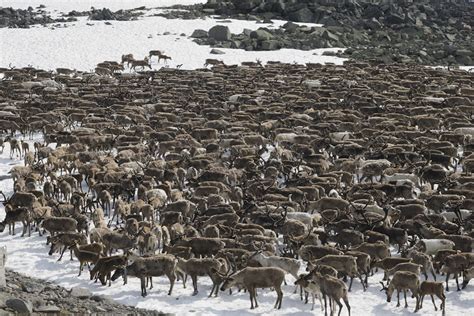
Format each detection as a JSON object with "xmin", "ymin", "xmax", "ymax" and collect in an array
[
  {"xmin": 34, "ymin": 306, "xmax": 62, "ymax": 313},
  {"xmin": 243, "ymin": 28, "xmax": 253, "ymax": 36},
  {"xmin": 260, "ymin": 40, "xmax": 281, "ymax": 50},
  {"xmin": 208, "ymin": 25, "xmax": 231, "ymax": 41},
  {"xmin": 455, "ymin": 49, "xmax": 471, "ymax": 57},
  {"xmin": 455, "ymin": 55, "xmax": 472, "ymax": 65},
  {"xmin": 191, "ymin": 29, "xmax": 208, "ymax": 38},
  {"xmin": 288, "ymin": 7, "xmax": 314, "ymax": 23},
  {"xmin": 322, "ymin": 30, "xmax": 339, "ymax": 42},
  {"xmin": 385, "ymin": 13, "xmax": 404, "ymax": 25},
  {"xmin": 232, "ymin": 0, "xmax": 263, "ymax": 11},
  {"xmin": 210, "ymin": 48, "xmax": 226, "ymax": 54},
  {"xmin": 70, "ymin": 287, "xmax": 92, "ymax": 299},
  {"xmin": 282, "ymin": 21, "xmax": 299, "ymax": 32},
  {"xmin": 6, "ymin": 298, "xmax": 33, "ymax": 314},
  {"xmin": 250, "ymin": 28, "xmax": 273, "ymax": 41}
]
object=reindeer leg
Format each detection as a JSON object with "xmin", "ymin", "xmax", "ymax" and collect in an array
[
  {"xmin": 191, "ymin": 275, "xmax": 198, "ymax": 296},
  {"xmin": 348, "ymin": 276, "xmax": 354, "ymax": 291},
  {"xmin": 58, "ymin": 246, "xmax": 67, "ymax": 261},
  {"xmin": 336, "ymin": 299, "xmax": 343, "ymax": 316},
  {"xmin": 359, "ymin": 274, "xmax": 366, "ymax": 291},
  {"xmin": 253, "ymin": 288, "xmax": 259, "ymax": 308},
  {"xmin": 249, "ymin": 288, "xmax": 255, "ymax": 309},
  {"xmin": 168, "ymin": 274, "xmax": 175, "ymax": 295},
  {"xmin": 431, "ymin": 294, "xmax": 437, "ymax": 311},
  {"xmin": 431, "ymin": 267, "xmax": 437, "ymax": 281},
  {"xmin": 396, "ymin": 290, "xmax": 401, "ymax": 307},
  {"xmin": 343, "ymin": 296, "xmax": 351, "ymax": 316},
  {"xmin": 21, "ymin": 222, "xmax": 27, "ymax": 237},
  {"xmin": 141, "ymin": 277, "xmax": 147, "ymax": 297},
  {"xmin": 404, "ymin": 290, "xmax": 408, "ymax": 308},
  {"xmin": 445, "ymin": 272, "xmax": 450, "ymax": 291},
  {"xmin": 455, "ymin": 272, "xmax": 461, "ymax": 291},
  {"xmin": 323, "ymin": 293, "xmax": 328, "ymax": 316}
]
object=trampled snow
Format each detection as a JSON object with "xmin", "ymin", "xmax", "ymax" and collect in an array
[{"xmin": 0, "ymin": 1, "xmax": 472, "ymax": 315}]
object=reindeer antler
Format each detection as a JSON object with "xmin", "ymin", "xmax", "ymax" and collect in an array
[{"xmin": 0, "ymin": 191, "xmax": 7, "ymax": 203}]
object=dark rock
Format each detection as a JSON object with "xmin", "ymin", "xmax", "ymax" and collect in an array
[
  {"xmin": 243, "ymin": 28, "xmax": 252, "ymax": 36},
  {"xmin": 322, "ymin": 30, "xmax": 339, "ymax": 42},
  {"xmin": 455, "ymin": 55, "xmax": 472, "ymax": 65},
  {"xmin": 260, "ymin": 40, "xmax": 281, "ymax": 50},
  {"xmin": 455, "ymin": 49, "xmax": 471, "ymax": 57},
  {"xmin": 208, "ymin": 25, "xmax": 231, "ymax": 41},
  {"xmin": 233, "ymin": 0, "xmax": 263, "ymax": 11},
  {"xmin": 282, "ymin": 21, "xmax": 298, "ymax": 32},
  {"xmin": 90, "ymin": 8, "xmax": 115, "ymax": 20},
  {"xmin": 191, "ymin": 29, "xmax": 208, "ymax": 38},
  {"xmin": 288, "ymin": 7, "xmax": 313, "ymax": 23},
  {"xmin": 210, "ymin": 48, "xmax": 226, "ymax": 54},
  {"xmin": 250, "ymin": 28, "xmax": 273, "ymax": 41},
  {"xmin": 322, "ymin": 51, "xmax": 337, "ymax": 56},
  {"xmin": 6, "ymin": 298, "xmax": 33, "ymax": 314},
  {"xmin": 21, "ymin": 281, "xmax": 44, "ymax": 294}
]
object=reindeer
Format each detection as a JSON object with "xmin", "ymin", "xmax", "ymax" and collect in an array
[
  {"xmin": 158, "ymin": 54, "xmax": 172, "ymax": 64},
  {"xmin": 380, "ymin": 271, "xmax": 420, "ymax": 312},
  {"xmin": 204, "ymin": 59, "xmax": 224, "ymax": 68},
  {"xmin": 130, "ymin": 57, "xmax": 151, "ymax": 71},
  {"xmin": 121, "ymin": 53, "xmax": 134, "ymax": 65},
  {"xmin": 219, "ymin": 266, "xmax": 285, "ymax": 310},
  {"xmin": 149, "ymin": 50, "xmax": 163, "ymax": 60}
]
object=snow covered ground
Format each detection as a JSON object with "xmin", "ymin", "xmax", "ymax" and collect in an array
[
  {"xmin": 0, "ymin": 139, "xmax": 473, "ymax": 315},
  {"xmin": 0, "ymin": 0, "xmax": 345, "ymax": 71},
  {"xmin": 1, "ymin": 0, "xmax": 206, "ymax": 12}
]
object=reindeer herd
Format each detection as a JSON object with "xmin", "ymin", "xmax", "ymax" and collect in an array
[{"xmin": 0, "ymin": 59, "xmax": 473, "ymax": 315}]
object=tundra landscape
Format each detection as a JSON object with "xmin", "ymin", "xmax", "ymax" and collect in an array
[{"xmin": 0, "ymin": 0, "xmax": 473, "ymax": 315}]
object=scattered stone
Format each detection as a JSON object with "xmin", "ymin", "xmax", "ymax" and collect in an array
[
  {"xmin": 2, "ymin": 270, "xmax": 169, "ymax": 315},
  {"xmin": 0, "ymin": 6, "xmax": 77, "ymax": 28},
  {"xmin": 89, "ymin": 7, "xmax": 141, "ymax": 21},
  {"xmin": 193, "ymin": 0, "xmax": 474, "ymax": 65}
]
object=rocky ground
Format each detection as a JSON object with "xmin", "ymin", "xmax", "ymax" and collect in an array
[
  {"xmin": 0, "ymin": 6, "xmax": 146, "ymax": 28},
  {"xmin": 0, "ymin": 269, "xmax": 170, "ymax": 315},
  {"xmin": 186, "ymin": 0, "xmax": 474, "ymax": 66},
  {"xmin": 3, "ymin": 0, "xmax": 472, "ymax": 65},
  {"xmin": 0, "ymin": 6, "xmax": 77, "ymax": 28}
]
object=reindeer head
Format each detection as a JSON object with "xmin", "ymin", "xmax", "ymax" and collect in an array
[{"xmin": 380, "ymin": 281, "xmax": 394, "ymax": 301}]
